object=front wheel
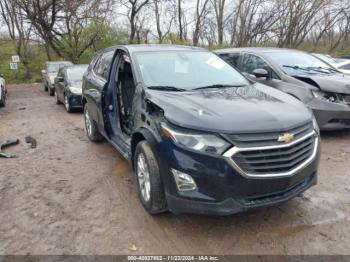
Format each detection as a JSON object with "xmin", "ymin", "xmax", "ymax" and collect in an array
[
  {"xmin": 55, "ymin": 91, "xmax": 61, "ymax": 105},
  {"xmin": 64, "ymin": 94, "xmax": 72, "ymax": 113},
  {"xmin": 134, "ymin": 141, "xmax": 167, "ymax": 214},
  {"xmin": 84, "ymin": 105, "xmax": 103, "ymax": 142}
]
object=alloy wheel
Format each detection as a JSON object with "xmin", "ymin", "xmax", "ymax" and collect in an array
[
  {"xmin": 64, "ymin": 95, "xmax": 70, "ymax": 112},
  {"xmin": 85, "ymin": 109, "xmax": 92, "ymax": 136},
  {"xmin": 137, "ymin": 153, "xmax": 151, "ymax": 202}
]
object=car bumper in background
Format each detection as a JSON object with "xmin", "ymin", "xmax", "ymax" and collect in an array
[
  {"xmin": 309, "ymin": 99, "xmax": 350, "ymax": 130},
  {"xmin": 67, "ymin": 93, "xmax": 83, "ymax": 109}
]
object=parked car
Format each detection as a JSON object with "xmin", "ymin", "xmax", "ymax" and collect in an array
[
  {"xmin": 42, "ymin": 61, "xmax": 73, "ymax": 96},
  {"xmin": 312, "ymin": 53, "xmax": 350, "ymax": 75},
  {"xmin": 216, "ymin": 48, "xmax": 350, "ymax": 130},
  {"xmin": 82, "ymin": 45, "xmax": 320, "ymax": 216},
  {"xmin": 0, "ymin": 73, "xmax": 6, "ymax": 107},
  {"xmin": 54, "ymin": 64, "xmax": 88, "ymax": 113}
]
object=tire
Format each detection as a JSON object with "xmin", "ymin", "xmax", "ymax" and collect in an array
[
  {"xmin": 44, "ymin": 83, "xmax": 48, "ymax": 91},
  {"xmin": 134, "ymin": 141, "xmax": 167, "ymax": 214},
  {"xmin": 48, "ymin": 86, "xmax": 55, "ymax": 96},
  {"xmin": 0, "ymin": 87, "xmax": 5, "ymax": 107},
  {"xmin": 84, "ymin": 104, "xmax": 103, "ymax": 142},
  {"xmin": 64, "ymin": 94, "xmax": 72, "ymax": 113},
  {"xmin": 55, "ymin": 91, "xmax": 61, "ymax": 104}
]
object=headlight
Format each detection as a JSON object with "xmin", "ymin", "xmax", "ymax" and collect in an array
[
  {"xmin": 70, "ymin": 86, "xmax": 82, "ymax": 95},
  {"xmin": 312, "ymin": 90, "xmax": 337, "ymax": 103},
  {"xmin": 49, "ymin": 76, "xmax": 56, "ymax": 84},
  {"xmin": 161, "ymin": 123, "xmax": 231, "ymax": 155}
]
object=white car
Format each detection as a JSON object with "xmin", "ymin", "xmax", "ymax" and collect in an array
[{"xmin": 0, "ymin": 74, "xmax": 6, "ymax": 107}]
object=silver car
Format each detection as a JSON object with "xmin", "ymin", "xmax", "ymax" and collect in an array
[
  {"xmin": 42, "ymin": 61, "xmax": 73, "ymax": 96},
  {"xmin": 216, "ymin": 48, "xmax": 350, "ymax": 130}
]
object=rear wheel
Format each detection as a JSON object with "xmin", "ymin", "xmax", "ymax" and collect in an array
[
  {"xmin": 55, "ymin": 91, "xmax": 61, "ymax": 104},
  {"xmin": 84, "ymin": 104, "xmax": 103, "ymax": 142},
  {"xmin": 134, "ymin": 141, "xmax": 167, "ymax": 214},
  {"xmin": 48, "ymin": 86, "xmax": 54, "ymax": 96},
  {"xmin": 0, "ymin": 87, "xmax": 5, "ymax": 107}
]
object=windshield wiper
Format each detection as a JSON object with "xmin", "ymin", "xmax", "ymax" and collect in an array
[
  {"xmin": 283, "ymin": 65, "xmax": 335, "ymax": 74},
  {"xmin": 193, "ymin": 84, "xmax": 247, "ymax": 91},
  {"xmin": 282, "ymin": 65, "xmax": 312, "ymax": 72},
  {"xmin": 147, "ymin": 86, "xmax": 186, "ymax": 92},
  {"xmin": 307, "ymin": 66, "xmax": 338, "ymax": 73}
]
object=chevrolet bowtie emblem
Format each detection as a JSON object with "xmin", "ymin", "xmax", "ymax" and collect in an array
[{"xmin": 278, "ymin": 133, "xmax": 294, "ymax": 143}]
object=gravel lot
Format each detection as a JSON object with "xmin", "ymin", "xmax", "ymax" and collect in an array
[{"xmin": 0, "ymin": 84, "xmax": 350, "ymax": 255}]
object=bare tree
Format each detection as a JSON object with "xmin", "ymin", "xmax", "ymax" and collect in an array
[
  {"xmin": 14, "ymin": 0, "xmax": 113, "ymax": 62},
  {"xmin": 121, "ymin": 0, "xmax": 150, "ymax": 43},
  {"xmin": 154, "ymin": 0, "xmax": 174, "ymax": 43},
  {"xmin": 193, "ymin": 0, "xmax": 210, "ymax": 46},
  {"xmin": 211, "ymin": 0, "xmax": 226, "ymax": 45}
]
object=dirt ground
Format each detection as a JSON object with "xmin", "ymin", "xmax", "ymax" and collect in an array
[{"xmin": 0, "ymin": 84, "xmax": 350, "ymax": 255}]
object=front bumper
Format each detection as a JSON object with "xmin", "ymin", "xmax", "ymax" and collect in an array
[
  {"xmin": 166, "ymin": 173, "xmax": 317, "ymax": 215},
  {"xmin": 308, "ymin": 98, "xmax": 350, "ymax": 130},
  {"xmin": 154, "ymin": 138, "xmax": 320, "ymax": 216},
  {"xmin": 67, "ymin": 93, "xmax": 83, "ymax": 109}
]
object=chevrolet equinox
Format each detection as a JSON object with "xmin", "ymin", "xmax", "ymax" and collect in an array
[{"xmin": 82, "ymin": 45, "xmax": 320, "ymax": 215}]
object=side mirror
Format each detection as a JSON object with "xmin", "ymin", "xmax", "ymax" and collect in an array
[{"xmin": 253, "ymin": 68, "xmax": 269, "ymax": 79}]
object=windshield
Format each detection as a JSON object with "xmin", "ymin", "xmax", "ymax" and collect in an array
[
  {"xmin": 134, "ymin": 51, "xmax": 249, "ymax": 90},
  {"xmin": 265, "ymin": 51, "xmax": 335, "ymax": 75},
  {"xmin": 47, "ymin": 62, "xmax": 73, "ymax": 73},
  {"xmin": 67, "ymin": 66, "xmax": 88, "ymax": 82}
]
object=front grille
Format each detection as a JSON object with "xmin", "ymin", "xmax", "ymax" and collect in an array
[
  {"xmin": 226, "ymin": 121, "xmax": 313, "ymax": 147},
  {"xmin": 231, "ymin": 134, "xmax": 316, "ymax": 176}
]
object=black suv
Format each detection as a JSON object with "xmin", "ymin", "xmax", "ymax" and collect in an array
[{"xmin": 82, "ymin": 45, "xmax": 320, "ymax": 215}]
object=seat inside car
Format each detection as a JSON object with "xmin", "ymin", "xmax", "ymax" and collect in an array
[{"xmin": 117, "ymin": 58, "xmax": 135, "ymax": 133}]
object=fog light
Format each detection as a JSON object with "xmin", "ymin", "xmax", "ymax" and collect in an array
[{"xmin": 172, "ymin": 169, "xmax": 197, "ymax": 192}]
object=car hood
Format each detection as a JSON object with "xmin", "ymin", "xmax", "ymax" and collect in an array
[
  {"xmin": 146, "ymin": 83, "xmax": 312, "ymax": 134},
  {"xmin": 293, "ymin": 73, "xmax": 350, "ymax": 94},
  {"xmin": 69, "ymin": 81, "xmax": 83, "ymax": 89}
]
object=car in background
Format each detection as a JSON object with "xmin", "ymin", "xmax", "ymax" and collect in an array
[
  {"xmin": 42, "ymin": 61, "xmax": 73, "ymax": 96},
  {"xmin": 333, "ymin": 60, "xmax": 350, "ymax": 75},
  {"xmin": 82, "ymin": 45, "xmax": 320, "ymax": 215},
  {"xmin": 312, "ymin": 53, "xmax": 350, "ymax": 75},
  {"xmin": 216, "ymin": 48, "xmax": 350, "ymax": 130},
  {"xmin": 54, "ymin": 64, "xmax": 88, "ymax": 113},
  {"xmin": 0, "ymin": 73, "xmax": 6, "ymax": 107}
]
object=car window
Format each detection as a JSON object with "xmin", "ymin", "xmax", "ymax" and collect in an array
[
  {"xmin": 94, "ymin": 51, "xmax": 114, "ymax": 80},
  {"xmin": 339, "ymin": 63, "xmax": 350, "ymax": 70},
  {"xmin": 134, "ymin": 51, "xmax": 249, "ymax": 90},
  {"xmin": 240, "ymin": 53, "xmax": 279, "ymax": 79},
  {"xmin": 67, "ymin": 66, "xmax": 88, "ymax": 82},
  {"xmin": 218, "ymin": 53, "xmax": 240, "ymax": 67}
]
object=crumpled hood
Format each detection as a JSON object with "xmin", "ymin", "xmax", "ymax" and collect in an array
[
  {"xmin": 294, "ymin": 73, "xmax": 350, "ymax": 94},
  {"xmin": 146, "ymin": 83, "xmax": 312, "ymax": 134}
]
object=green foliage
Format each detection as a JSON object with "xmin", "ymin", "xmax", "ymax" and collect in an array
[
  {"xmin": 76, "ymin": 23, "xmax": 129, "ymax": 64},
  {"xmin": 0, "ymin": 39, "xmax": 47, "ymax": 84}
]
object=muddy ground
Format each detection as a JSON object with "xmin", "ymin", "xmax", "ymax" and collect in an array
[{"xmin": 0, "ymin": 84, "xmax": 349, "ymax": 255}]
